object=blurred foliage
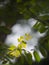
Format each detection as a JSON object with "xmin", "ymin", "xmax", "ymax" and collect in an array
[
  {"xmin": 33, "ymin": 51, "xmax": 41, "ymax": 62},
  {"xmin": 0, "ymin": 0, "xmax": 49, "ymax": 65}
]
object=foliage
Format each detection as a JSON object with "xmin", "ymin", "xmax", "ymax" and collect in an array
[
  {"xmin": 0, "ymin": 0, "xmax": 49, "ymax": 65},
  {"xmin": 33, "ymin": 51, "xmax": 41, "ymax": 62}
]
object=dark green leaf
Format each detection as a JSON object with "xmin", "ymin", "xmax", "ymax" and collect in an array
[
  {"xmin": 2, "ymin": 60, "xmax": 7, "ymax": 64},
  {"xmin": 39, "ymin": 15, "xmax": 49, "ymax": 21},
  {"xmin": 16, "ymin": 0, "xmax": 22, "ymax": 3},
  {"xmin": 0, "ymin": 26, "xmax": 11, "ymax": 34},
  {"xmin": 44, "ymin": 40, "xmax": 49, "ymax": 52},
  {"xmin": 25, "ymin": 52, "xmax": 33, "ymax": 65},
  {"xmin": 20, "ymin": 54, "xmax": 25, "ymax": 65},
  {"xmin": 33, "ymin": 22, "xmax": 41, "ymax": 31},
  {"xmin": 38, "ymin": 24, "xmax": 47, "ymax": 33},
  {"xmin": 39, "ymin": 46, "xmax": 47, "ymax": 57}
]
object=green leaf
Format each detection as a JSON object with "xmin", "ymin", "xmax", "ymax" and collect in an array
[
  {"xmin": 16, "ymin": 0, "xmax": 22, "ymax": 3},
  {"xmin": 2, "ymin": 60, "xmax": 7, "ymax": 64},
  {"xmin": 8, "ymin": 45, "xmax": 16, "ymax": 51},
  {"xmin": 33, "ymin": 22, "xmax": 47, "ymax": 33},
  {"xmin": 38, "ymin": 24, "xmax": 47, "ymax": 33},
  {"xmin": 44, "ymin": 40, "xmax": 49, "ymax": 52},
  {"xmin": 0, "ymin": 26, "xmax": 11, "ymax": 34},
  {"xmin": 19, "ymin": 54, "xmax": 25, "ymax": 65},
  {"xmin": 17, "ymin": 36, "xmax": 24, "ymax": 42},
  {"xmin": 8, "ymin": 45, "xmax": 21, "ymax": 57},
  {"xmin": 18, "ymin": 41, "xmax": 27, "ymax": 49},
  {"xmin": 33, "ymin": 22, "xmax": 41, "ymax": 31},
  {"xmin": 39, "ymin": 15, "xmax": 49, "ymax": 21},
  {"xmin": 33, "ymin": 51, "xmax": 41, "ymax": 62},
  {"xmin": 39, "ymin": 46, "xmax": 47, "ymax": 57},
  {"xmin": 25, "ymin": 53, "xmax": 32, "ymax": 65},
  {"xmin": 7, "ymin": 54, "xmax": 14, "ymax": 59},
  {"xmin": 9, "ymin": 49, "xmax": 21, "ymax": 57}
]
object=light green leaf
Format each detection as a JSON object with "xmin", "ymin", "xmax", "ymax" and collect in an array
[
  {"xmin": 9, "ymin": 49, "xmax": 20, "ymax": 57},
  {"xmin": 18, "ymin": 36, "xmax": 24, "ymax": 42},
  {"xmin": 33, "ymin": 51, "xmax": 41, "ymax": 62},
  {"xmin": 8, "ymin": 45, "xmax": 16, "ymax": 51},
  {"xmin": 18, "ymin": 41, "xmax": 26, "ymax": 49}
]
